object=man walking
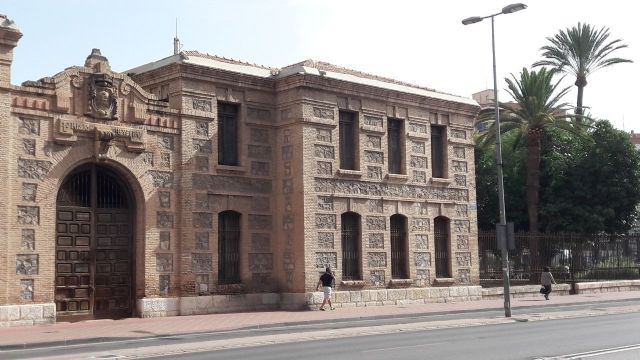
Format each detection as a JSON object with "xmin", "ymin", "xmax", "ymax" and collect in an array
[{"xmin": 316, "ymin": 267, "xmax": 335, "ymax": 310}]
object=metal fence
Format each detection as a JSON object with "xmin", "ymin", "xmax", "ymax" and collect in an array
[{"xmin": 479, "ymin": 231, "xmax": 640, "ymax": 286}]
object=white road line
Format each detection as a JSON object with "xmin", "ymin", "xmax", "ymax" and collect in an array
[
  {"xmin": 538, "ymin": 343, "xmax": 640, "ymax": 359},
  {"xmin": 361, "ymin": 341, "xmax": 449, "ymax": 353}
]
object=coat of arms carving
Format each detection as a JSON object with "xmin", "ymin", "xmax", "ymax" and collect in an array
[{"xmin": 87, "ymin": 73, "xmax": 118, "ymax": 120}]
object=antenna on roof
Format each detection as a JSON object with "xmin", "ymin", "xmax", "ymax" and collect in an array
[{"xmin": 173, "ymin": 18, "xmax": 182, "ymax": 55}]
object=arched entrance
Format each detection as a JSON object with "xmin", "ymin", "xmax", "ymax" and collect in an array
[{"xmin": 55, "ymin": 163, "xmax": 134, "ymax": 321}]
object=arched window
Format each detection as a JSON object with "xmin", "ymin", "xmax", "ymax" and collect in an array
[
  {"xmin": 434, "ymin": 216, "xmax": 451, "ymax": 278},
  {"xmin": 390, "ymin": 214, "xmax": 409, "ymax": 279},
  {"xmin": 218, "ymin": 211, "xmax": 240, "ymax": 284},
  {"xmin": 341, "ymin": 212, "xmax": 361, "ymax": 280}
]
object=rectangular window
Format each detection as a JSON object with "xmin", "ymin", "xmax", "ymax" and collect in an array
[
  {"xmin": 339, "ymin": 111, "xmax": 357, "ymax": 170},
  {"xmin": 431, "ymin": 125, "xmax": 445, "ymax": 178},
  {"xmin": 434, "ymin": 217, "xmax": 451, "ymax": 278},
  {"xmin": 341, "ymin": 213, "xmax": 361, "ymax": 280},
  {"xmin": 218, "ymin": 103, "xmax": 239, "ymax": 166},
  {"xmin": 390, "ymin": 215, "xmax": 408, "ymax": 279},
  {"xmin": 218, "ymin": 211, "xmax": 240, "ymax": 284},
  {"xmin": 388, "ymin": 118, "xmax": 403, "ymax": 174}
]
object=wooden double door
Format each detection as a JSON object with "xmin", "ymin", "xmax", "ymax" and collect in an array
[{"xmin": 55, "ymin": 165, "xmax": 133, "ymax": 320}]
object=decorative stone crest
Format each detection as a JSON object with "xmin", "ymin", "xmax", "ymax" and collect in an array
[{"xmin": 87, "ymin": 73, "xmax": 118, "ymax": 120}]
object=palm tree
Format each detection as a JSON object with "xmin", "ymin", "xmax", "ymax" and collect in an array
[
  {"xmin": 533, "ymin": 22, "xmax": 632, "ymax": 122},
  {"xmin": 478, "ymin": 68, "xmax": 579, "ymax": 264}
]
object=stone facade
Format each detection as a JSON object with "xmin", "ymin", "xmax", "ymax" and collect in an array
[{"xmin": 0, "ymin": 15, "xmax": 480, "ymax": 326}]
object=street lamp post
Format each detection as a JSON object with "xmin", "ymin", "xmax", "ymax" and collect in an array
[{"xmin": 462, "ymin": 3, "xmax": 527, "ymax": 318}]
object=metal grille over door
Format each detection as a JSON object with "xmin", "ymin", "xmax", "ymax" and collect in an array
[
  {"xmin": 390, "ymin": 215, "xmax": 408, "ymax": 279},
  {"xmin": 341, "ymin": 212, "xmax": 361, "ymax": 280},
  {"xmin": 55, "ymin": 165, "xmax": 132, "ymax": 320},
  {"xmin": 434, "ymin": 216, "xmax": 451, "ymax": 278}
]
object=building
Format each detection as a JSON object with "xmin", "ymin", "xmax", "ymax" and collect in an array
[{"xmin": 0, "ymin": 15, "xmax": 480, "ymax": 327}]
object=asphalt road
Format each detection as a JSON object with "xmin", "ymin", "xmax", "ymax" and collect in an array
[
  {"xmin": 169, "ymin": 312, "xmax": 640, "ymax": 360},
  {"xmin": 3, "ymin": 299, "xmax": 640, "ymax": 359}
]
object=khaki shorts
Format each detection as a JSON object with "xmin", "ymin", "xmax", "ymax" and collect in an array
[{"xmin": 322, "ymin": 286, "xmax": 332, "ymax": 300}]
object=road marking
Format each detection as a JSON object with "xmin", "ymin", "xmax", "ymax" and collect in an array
[{"xmin": 538, "ymin": 343, "xmax": 640, "ymax": 359}]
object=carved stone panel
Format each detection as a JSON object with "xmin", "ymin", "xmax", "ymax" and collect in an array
[
  {"xmin": 410, "ymin": 156, "xmax": 427, "ymax": 169},
  {"xmin": 368, "ymin": 252, "xmax": 386, "ymax": 268},
  {"xmin": 192, "ymin": 212, "xmax": 212, "ymax": 229},
  {"xmin": 251, "ymin": 233, "xmax": 270, "ymax": 252},
  {"xmin": 455, "ymin": 204, "xmax": 468, "ymax": 217},
  {"xmin": 21, "ymin": 279, "xmax": 34, "ymax": 300},
  {"xmin": 370, "ymin": 270, "xmax": 385, "ymax": 287},
  {"xmin": 195, "ymin": 156, "xmax": 209, "ymax": 172},
  {"xmin": 195, "ymin": 120, "xmax": 209, "ymax": 136},
  {"xmin": 458, "ymin": 269, "xmax": 471, "ymax": 284},
  {"xmin": 414, "ymin": 252, "xmax": 431, "ymax": 268},
  {"xmin": 196, "ymin": 274, "xmax": 209, "ymax": 295},
  {"xmin": 451, "ymin": 129, "xmax": 467, "ymax": 140},
  {"xmin": 18, "ymin": 118, "xmax": 40, "ymax": 136},
  {"xmin": 366, "ymin": 216, "xmax": 385, "ymax": 230},
  {"xmin": 247, "ymin": 108, "xmax": 271, "ymax": 122},
  {"xmin": 454, "ymin": 175, "xmax": 467, "ymax": 187},
  {"xmin": 22, "ymin": 139, "xmax": 35, "ymax": 155},
  {"xmin": 159, "ymin": 232, "xmax": 170, "ymax": 250},
  {"xmin": 315, "ymin": 252, "xmax": 337, "ymax": 269},
  {"xmin": 411, "ymin": 141, "xmax": 426, "ymax": 154},
  {"xmin": 249, "ymin": 253, "xmax": 273, "ymax": 273},
  {"xmin": 141, "ymin": 152, "xmax": 154, "ymax": 166},
  {"xmin": 367, "ymin": 199, "xmax": 383, "ymax": 213},
  {"xmin": 453, "ymin": 146, "xmax": 466, "ymax": 159},
  {"xmin": 282, "ymin": 179, "xmax": 293, "ymax": 194},
  {"xmin": 366, "ymin": 135, "xmax": 381, "ymax": 149},
  {"xmin": 364, "ymin": 115, "xmax": 383, "ymax": 127},
  {"xmin": 367, "ymin": 166, "xmax": 382, "ymax": 180},
  {"xmin": 456, "ymin": 252, "xmax": 472, "ymax": 267},
  {"xmin": 16, "ymin": 254, "xmax": 38, "ymax": 275},
  {"xmin": 17, "ymin": 206, "xmax": 39, "ymax": 225},
  {"xmin": 456, "ymin": 235, "xmax": 470, "ymax": 250},
  {"xmin": 251, "ymin": 161, "xmax": 270, "ymax": 177},
  {"xmin": 192, "ymin": 174, "xmax": 272, "ymax": 193},
  {"xmin": 316, "ymin": 128, "xmax": 332, "ymax": 143},
  {"xmin": 157, "ymin": 212, "xmax": 174, "ymax": 228},
  {"xmin": 316, "ymin": 214, "xmax": 336, "ymax": 229},
  {"xmin": 317, "ymin": 161, "xmax": 332, "ymax": 175},
  {"xmin": 411, "ymin": 218, "xmax": 430, "ymax": 232},
  {"xmin": 21, "ymin": 229, "xmax": 35, "ymax": 250},
  {"xmin": 17, "ymin": 159, "xmax": 52, "ymax": 180},
  {"xmin": 249, "ymin": 214, "xmax": 272, "ymax": 230},
  {"xmin": 159, "ymin": 191, "xmax": 171, "ymax": 208},
  {"xmin": 452, "ymin": 161, "xmax": 468, "ymax": 173},
  {"xmin": 21, "ymin": 183, "xmax": 37, "ymax": 202},
  {"xmin": 193, "ymin": 139, "xmax": 212, "ymax": 154},
  {"xmin": 318, "ymin": 232, "xmax": 334, "ymax": 249},
  {"xmin": 416, "ymin": 269, "xmax": 430, "ymax": 287},
  {"xmin": 413, "ymin": 170, "xmax": 426, "ymax": 183},
  {"xmin": 149, "ymin": 171, "xmax": 174, "ymax": 189},
  {"xmin": 415, "ymin": 234, "xmax": 429, "ymax": 249},
  {"xmin": 317, "ymin": 196, "xmax": 334, "ymax": 211},
  {"xmin": 160, "ymin": 153, "xmax": 171, "ymax": 168},
  {"xmin": 194, "ymin": 193, "xmax": 209, "ymax": 210},
  {"xmin": 248, "ymin": 145, "xmax": 272, "ymax": 159},
  {"xmin": 250, "ymin": 128, "xmax": 270, "ymax": 144},
  {"xmin": 159, "ymin": 275, "xmax": 170, "ymax": 296},
  {"xmin": 156, "ymin": 254, "xmax": 173, "ymax": 272},
  {"xmin": 315, "ymin": 179, "xmax": 468, "ymax": 201},
  {"xmin": 157, "ymin": 135, "xmax": 174, "ymax": 150},
  {"xmin": 278, "ymin": 147, "xmax": 291, "ymax": 165},
  {"xmin": 413, "ymin": 202, "xmax": 429, "ymax": 215},
  {"xmin": 453, "ymin": 220, "xmax": 470, "ymax": 233},
  {"xmin": 314, "ymin": 145, "xmax": 335, "ymax": 159},
  {"xmin": 193, "ymin": 99, "xmax": 212, "ymax": 112},
  {"xmin": 409, "ymin": 122, "xmax": 427, "ymax": 134},
  {"xmin": 364, "ymin": 150, "xmax": 383, "ymax": 164},
  {"xmin": 195, "ymin": 232, "xmax": 209, "ymax": 250},
  {"xmin": 192, "ymin": 253, "xmax": 212, "ymax": 273},
  {"xmin": 368, "ymin": 233, "xmax": 384, "ymax": 248},
  {"xmin": 313, "ymin": 107, "xmax": 334, "ymax": 119}
]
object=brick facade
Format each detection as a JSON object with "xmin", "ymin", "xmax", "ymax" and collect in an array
[{"xmin": 0, "ymin": 15, "xmax": 480, "ymax": 325}]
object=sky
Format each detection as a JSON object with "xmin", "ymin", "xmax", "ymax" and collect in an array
[{"xmin": 3, "ymin": 0, "xmax": 638, "ymax": 131}]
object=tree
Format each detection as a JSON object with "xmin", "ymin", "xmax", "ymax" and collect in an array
[
  {"xmin": 533, "ymin": 23, "xmax": 632, "ymax": 122},
  {"xmin": 541, "ymin": 121, "xmax": 640, "ymax": 235}
]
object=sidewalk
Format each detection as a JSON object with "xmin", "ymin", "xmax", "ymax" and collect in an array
[{"xmin": 1, "ymin": 291, "xmax": 638, "ymax": 349}]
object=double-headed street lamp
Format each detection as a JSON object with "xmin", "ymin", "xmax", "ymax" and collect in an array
[{"xmin": 462, "ymin": 3, "xmax": 527, "ymax": 318}]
